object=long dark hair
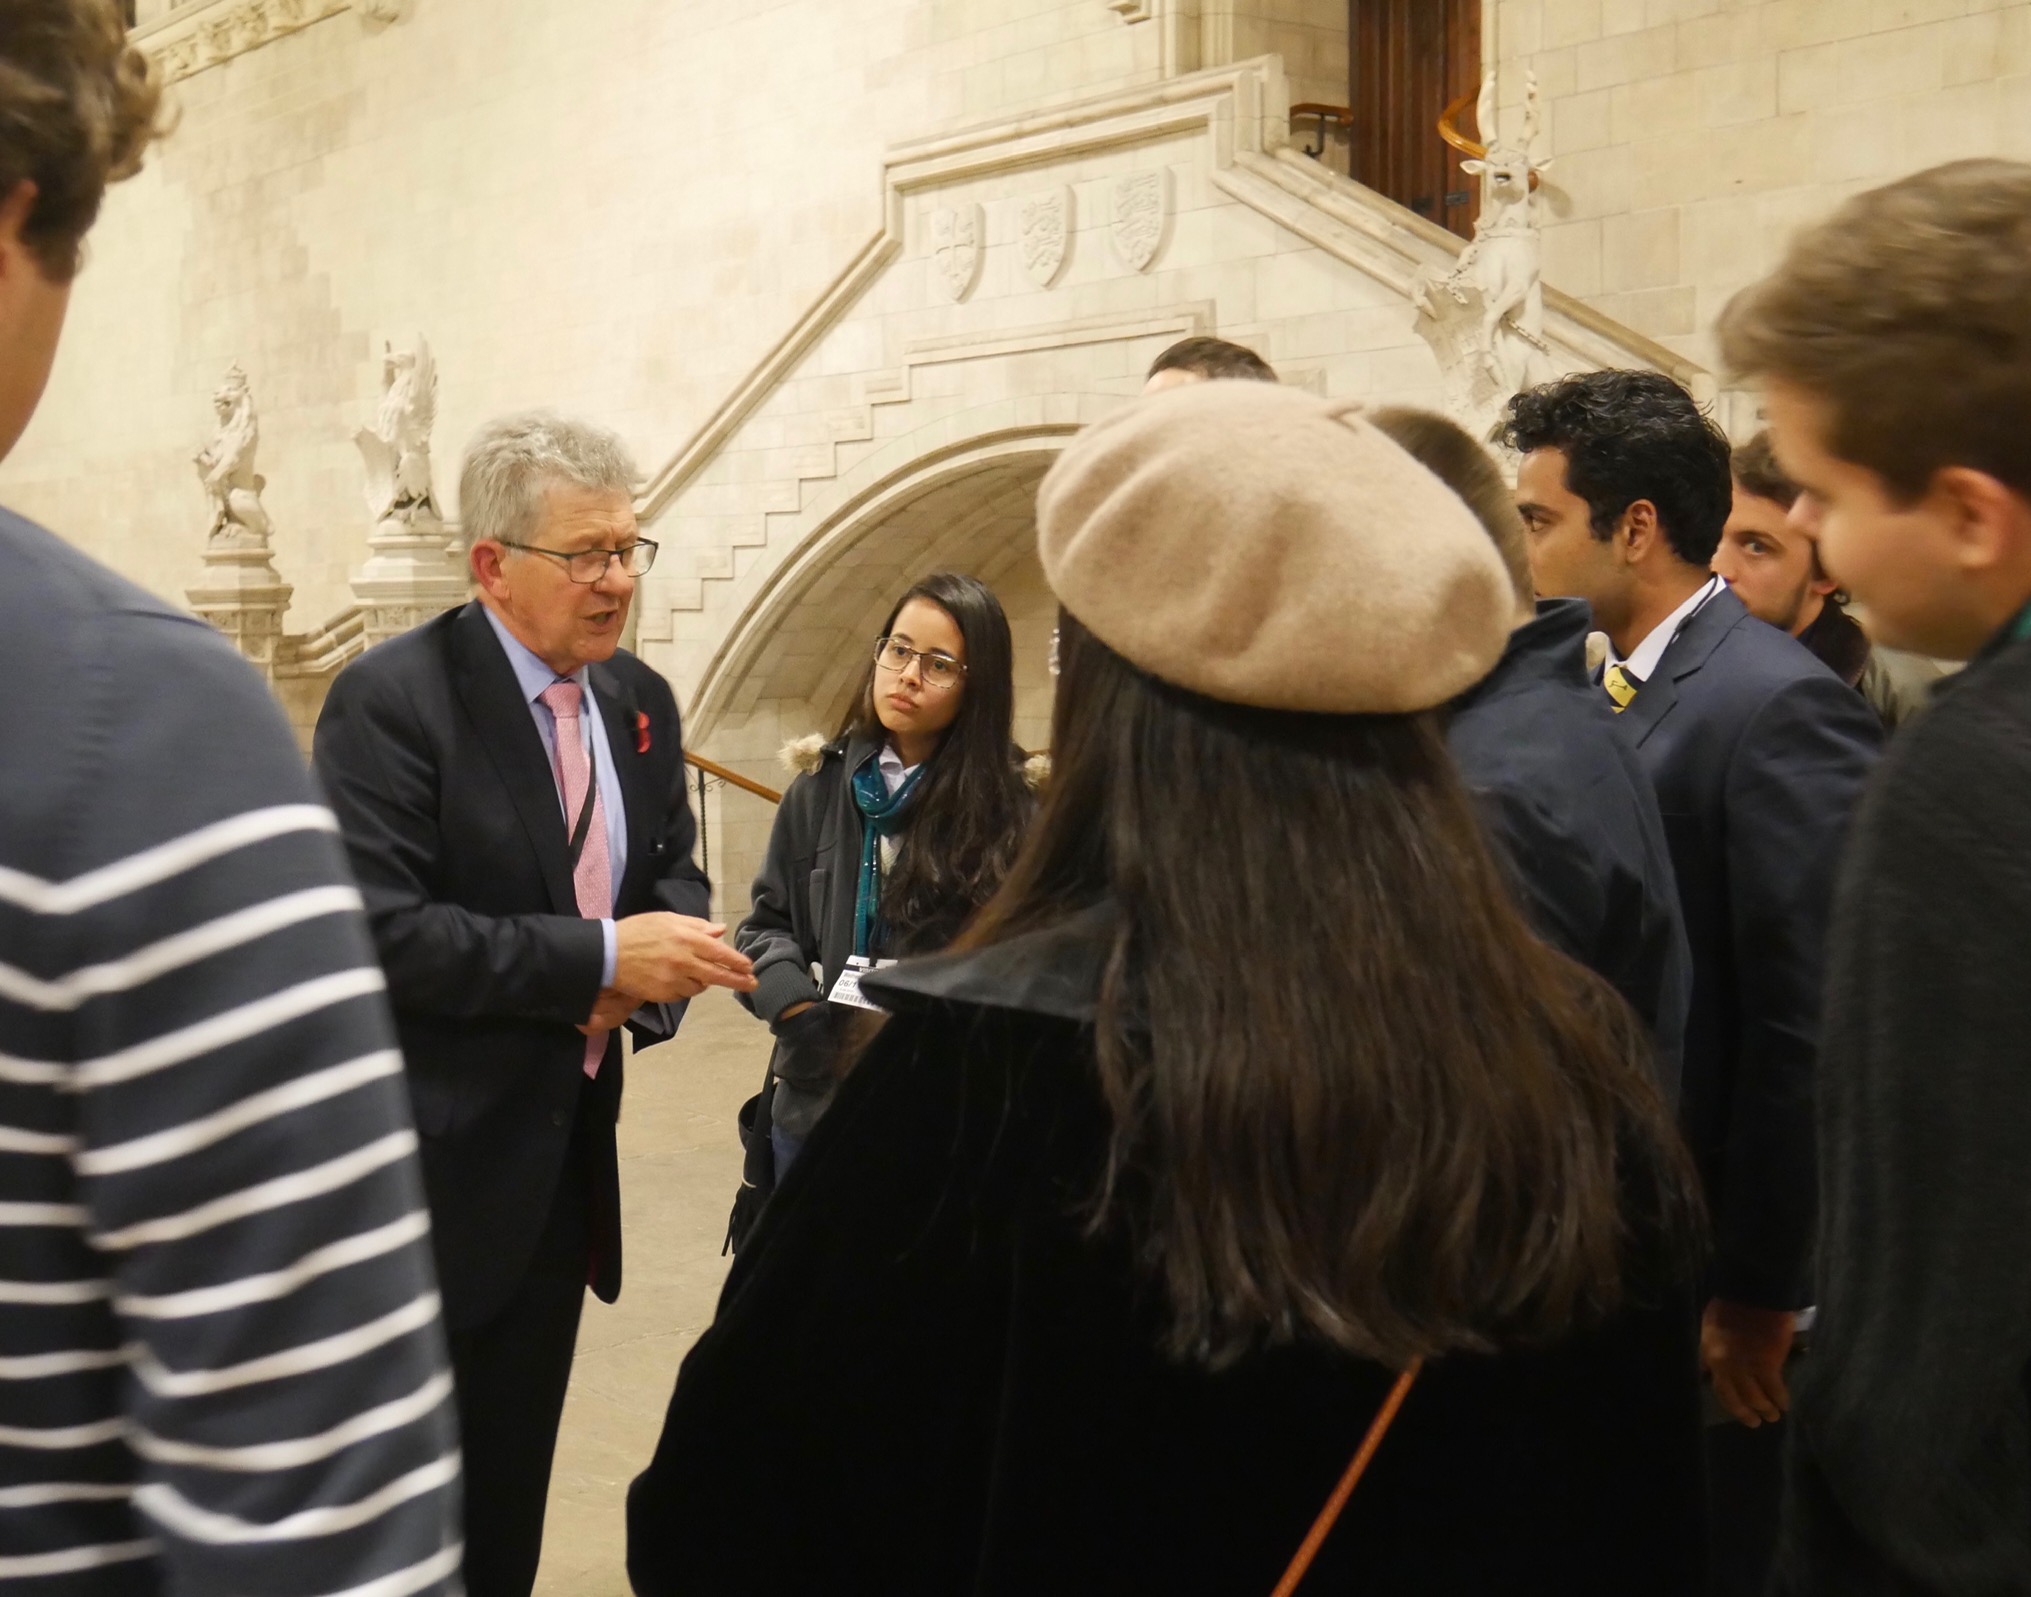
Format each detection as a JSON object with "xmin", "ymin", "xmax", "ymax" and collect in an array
[
  {"xmin": 963, "ymin": 613, "xmax": 1701, "ymax": 1370},
  {"xmin": 838, "ymin": 572, "xmax": 1033, "ymax": 953}
]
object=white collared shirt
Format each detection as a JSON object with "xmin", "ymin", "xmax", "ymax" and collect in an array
[
  {"xmin": 877, "ymin": 743, "xmax": 920, "ymax": 798},
  {"xmin": 1610, "ymin": 575, "xmax": 1726, "ymax": 685}
]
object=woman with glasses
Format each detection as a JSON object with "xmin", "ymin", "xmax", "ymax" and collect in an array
[
  {"xmin": 725, "ymin": 571, "xmax": 1035, "ymax": 1239},
  {"xmin": 632, "ymin": 385, "xmax": 1705, "ymax": 1595}
]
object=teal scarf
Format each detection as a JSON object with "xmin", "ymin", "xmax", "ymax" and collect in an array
[{"xmin": 851, "ymin": 751, "xmax": 926, "ymax": 959}]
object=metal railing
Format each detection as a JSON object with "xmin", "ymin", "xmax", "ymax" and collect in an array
[{"xmin": 682, "ymin": 752, "xmax": 779, "ymax": 889}]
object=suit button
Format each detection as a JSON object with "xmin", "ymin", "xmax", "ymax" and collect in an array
[{"xmin": 551, "ymin": 1109, "xmax": 567, "ymax": 1127}]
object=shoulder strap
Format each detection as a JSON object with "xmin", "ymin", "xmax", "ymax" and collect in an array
[
  {"xmin": 566, "ymin": 772, "xmax": 598, "ymax": 870},
  {"xmin": 1270, "ymin": 1359, "xmax": 1422, "ymax": 1597}
]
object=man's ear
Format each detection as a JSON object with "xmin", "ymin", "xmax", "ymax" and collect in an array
[
  {"xmin": 470, "ymin": 539, "xmax": 509, "ymax": 600},
  {"xmin": 1936, "ymin": 466, "xmax": 2031, "ymax": 577},
  {"xmin": 1617, "ymin": 499, "xmax": 1665, "ymax": 564},
  {"xmin": 0, "ymin": 181, "xmax": 41, "ymax": 277}
]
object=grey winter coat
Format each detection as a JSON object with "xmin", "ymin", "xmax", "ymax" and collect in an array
[{"xmin": 734, "ymin": 731, "xmax": 882, "ymax": 1139}]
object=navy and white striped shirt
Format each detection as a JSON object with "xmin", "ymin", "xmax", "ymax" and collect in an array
[{"xmin": 0, "ymin": 509, "xmax": 459, "ymax": 1592}]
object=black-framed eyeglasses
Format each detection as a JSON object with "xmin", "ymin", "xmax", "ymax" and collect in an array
[
  {"xmin": 873, "ymin": 636, "xmax": 966, "ymax": 692},
  {"xmin": 500, "ymin": 539, "xmax": 659, "ymax": 583}
]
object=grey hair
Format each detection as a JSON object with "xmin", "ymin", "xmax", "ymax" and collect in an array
[{"xmin": 457, "ymin": 411, "xmax": 641, "ymax": 549}]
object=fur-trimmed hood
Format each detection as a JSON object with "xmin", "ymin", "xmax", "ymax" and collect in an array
[
  {"xmin": 776, "ymin": 734, "xmax": 1049, "ymax": 791},
  {"xmin": 779, "ymin": 733, "xmax": 835, "ymax": 778}
]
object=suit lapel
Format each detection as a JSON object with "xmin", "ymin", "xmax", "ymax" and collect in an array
[
  {"xmin": 1625, "ymin": 585, "xmax": 1744, "ymax": 747},
  {"xmin": 591, "ymin": 662, "xmax": 655, "ymax": 911},
  {"xmin": 449, "ymin": 602, "xmax": 579, "ymax": 915}
]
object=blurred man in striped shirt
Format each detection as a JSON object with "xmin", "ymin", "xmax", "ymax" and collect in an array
[{"xmin": 0, "ymin": 3, "xmax": 461, "ymax": 1591}]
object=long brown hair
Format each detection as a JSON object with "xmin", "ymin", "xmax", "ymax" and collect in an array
[
  {"xmin": 839, "ymin": 572, "xmax": 1032, "ymax": 953},
  {"xmin": 964, "ymin": 614, "xmax": 1701, "ymax": 1370}
]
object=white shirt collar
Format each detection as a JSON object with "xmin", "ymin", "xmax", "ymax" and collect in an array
[
  {"xmin": 1610, "ymin": 575, "xmax": 1725, "ymax": 683},
  {"xmin": 877, "ymin": 743, "xmax": 919, "ymax": 797},
  {"xmin": 481, "ymin": 602, "xmax": 588, "ymax": 704}
]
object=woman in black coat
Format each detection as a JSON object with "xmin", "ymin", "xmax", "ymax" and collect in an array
[
  {"xmin": 636, "ymin": 384, "xmax": 1707, "ymax": 1594},
  {"xmin": 727, "ymin": 573, "xmax": 1033, "ymax": 1236}
]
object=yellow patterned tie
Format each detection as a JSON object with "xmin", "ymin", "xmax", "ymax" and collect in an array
[{"xmin": 1604, "ymin": 662, "xmax": 1641, "ymax": 713}]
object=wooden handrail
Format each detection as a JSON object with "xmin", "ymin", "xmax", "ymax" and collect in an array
[
  {"xmin": 684, "ymin": 753, "xmax": 782, "ymax": 805},
  {"xmin": 1437, "ymin": 88, "xmax": 1540, "ymax": 191}
]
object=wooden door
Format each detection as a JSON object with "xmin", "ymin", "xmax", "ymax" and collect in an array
[{"xmin": 1350, "ymin": 0, "xmax": 1482, "ymax": 240}]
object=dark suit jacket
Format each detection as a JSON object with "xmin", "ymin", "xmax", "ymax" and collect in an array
[
  {"xmin": 1450, "ymin": 599, "xmax": 1692, "ymax": 1103},
  {"xmin": 313, "ymin": 601, "xmax": 711, "ymax": 1329},
  {"xmin": 1612, "ymin": 586, "xmax": 1881, "ymax": 1309}
]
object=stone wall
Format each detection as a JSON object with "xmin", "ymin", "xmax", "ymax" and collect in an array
[
  {"xmin": 8, "ymin": 0, "xmax": 2027, "ymax": 910},
  {"xmin": 0, "ymin": 0, "xmax": 1184, "ymax": 627},
  {"xmin": 1489, "ymin": 0, "xmax": 2031, "ymax": 366}
]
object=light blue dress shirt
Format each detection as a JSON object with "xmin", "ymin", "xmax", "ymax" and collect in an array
[{"xmin": 482, "ymin": 605, "xmax": 626, "ymax": 986}]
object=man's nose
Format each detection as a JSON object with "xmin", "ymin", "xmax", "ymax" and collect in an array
[{"xmin": 593, "ymin": 558, "xmax": 634, "ymax": 598}]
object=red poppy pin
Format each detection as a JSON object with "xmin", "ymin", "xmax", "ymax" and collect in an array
[{"xmin": 633, "ymin": 711, "xmax": 651, "ymax": 754}]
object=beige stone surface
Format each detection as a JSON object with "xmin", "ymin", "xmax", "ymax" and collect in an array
[
  {"xmin": 1492, "ymin": 0, "xmax": 2031, "ymax": 367},
  {"xmin": 533, "ymin": 987, "xmax": 769, "ymax": 1596}
]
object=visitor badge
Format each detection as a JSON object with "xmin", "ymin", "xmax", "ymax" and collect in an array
[{"xmin": 828, "ymin": 955, "xmax": 896, "ymax": 1013}]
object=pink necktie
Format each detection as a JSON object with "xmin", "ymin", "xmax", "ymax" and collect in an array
[{"xmin": 540, "ymin": 682, "xmax": 613, "ymax": 1079}]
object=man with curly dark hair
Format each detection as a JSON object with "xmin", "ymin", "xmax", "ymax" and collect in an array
[
  {"xmin": 1505, "ymin": 370, "xmax": 1882, "ymax": 1597},
  {"xmin": 0, "ymin": 4, "xmax": 460, "ymax": 1593}
]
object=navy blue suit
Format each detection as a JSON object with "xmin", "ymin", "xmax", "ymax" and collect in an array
[
  {"xmin": 1612, "ymin": 586, "xmax": 1882, "ymax": 1312},
  {"xmin": 1450, "ymin": 599, "xmax": 1692, "ymax": 1102}
]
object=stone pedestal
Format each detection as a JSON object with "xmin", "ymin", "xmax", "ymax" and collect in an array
[
  {"xmin": 349, "ymin": 511, "xmax": 468, "ymax": 645},
  {"xmin": 187, "ymin": 544, "xmax": 294, "ymax": 677}
]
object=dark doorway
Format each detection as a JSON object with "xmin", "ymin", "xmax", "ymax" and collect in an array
[{"xmin": 1350, "ymin": 0, "xmax": 1483, "ymax": 240}]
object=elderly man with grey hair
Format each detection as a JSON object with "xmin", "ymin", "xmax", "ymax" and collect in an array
[{"xmin": 314, "ymin": 411, "xmax": 756, "ymax": 1597}]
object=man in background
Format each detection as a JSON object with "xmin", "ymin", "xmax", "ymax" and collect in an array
[
  {"xmin": 1715, "ymin": 431, "xmax": 1944, "ymax": 729},
  {"xmin": 0, "ymin": 3, "xmax": 459, "ymax": 1591},
  {"xmin": 1505, "ymin": 370, "xmax": 1882, "ymax": 1597},
  {"xmin": 1722, "ymin": 157, "xmax": 2031, "ymax": 1596},
  {"xmin": 1142, "ymin": 334, "xmax": 1278, "ymax": 392}
]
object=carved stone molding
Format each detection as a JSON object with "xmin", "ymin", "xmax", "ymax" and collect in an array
[
  {"xmin": 1110, "ymin": 170, "xmax": 1170, "ymax": 273},
  {"xmin": 929, "ymin": 204, "xmax": 984, "ymax": 303},
  {"xmin": 134, "ymin": 0, "xmax": 404, "ymax": 85},
  {"xmin": 1019, "ymin": 188, "xmax": 1072, "ymax": 289},
  {"xmin": 1106, "ymin": 0, "xmax": 1156, "ymax": 18}
]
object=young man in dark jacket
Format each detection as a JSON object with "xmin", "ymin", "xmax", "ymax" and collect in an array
[
  {"xmin": 1505, "ymin": 371, "xmax": 1883, "ymax": 1597},
  {"xmin": 1722, "ymin": 158, "xmax": 2031, "ymax": 1597}
]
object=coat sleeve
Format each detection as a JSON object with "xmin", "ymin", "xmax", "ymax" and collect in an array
[
  {"xmin": 642, "ymin": 672, "xmax": 712, "ymax": 923},
  {"xmin": 312, "ymin": 657, "xmax": 605, "ymax": 1026},
  {"xmin": 734, "ymin": 774, "xmax": 827, "ymax": 1026},
  {"xmin": 1715, "ymin": 673, "xmax": 1882, "ymax": 1307}
]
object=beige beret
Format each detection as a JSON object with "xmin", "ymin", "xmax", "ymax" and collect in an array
[{"xmin": 1034, "ymin": 382, "xmax": 1514, "ymax": 714}]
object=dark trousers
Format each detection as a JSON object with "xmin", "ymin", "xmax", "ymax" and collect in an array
[
  {"xmin": 1706, "ymin": 1416, "xmax": 1786, "ymax": 1597},
  {"xmin": 446, "ymin": 1094, "xmax": 593, "ymax": 1597}
]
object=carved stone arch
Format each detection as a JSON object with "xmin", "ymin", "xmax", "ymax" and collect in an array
[{"xmin": 681, "ymin": 397, "xmax": 1117, "ymax": 749}]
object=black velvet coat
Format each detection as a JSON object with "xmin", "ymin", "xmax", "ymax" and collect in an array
[{"xmin": 628, "ymin": 909, "xmax": 1707, "ymax": 1595}]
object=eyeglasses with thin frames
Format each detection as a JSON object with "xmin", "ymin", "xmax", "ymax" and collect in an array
[
  {"xmin": 873, "ymin": 636, "xmax": 966, "ymax": 692},
  {"xmin": 499, "ymin": 539, "xmax": 660, "ymax": 584}
]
